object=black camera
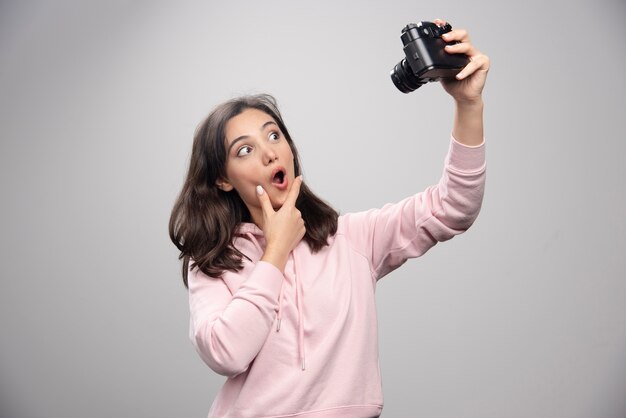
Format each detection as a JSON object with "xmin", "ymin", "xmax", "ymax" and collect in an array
[{"xmin": 390, "ymin": 21, "xmax": 470, "ymax": 93}]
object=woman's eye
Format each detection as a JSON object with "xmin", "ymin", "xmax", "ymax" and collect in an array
[
  {"xmin": 236, "ymin": 145, "xmax": 253, "ymax": 157},
  {"xmin": 269, "ymin": 132, "xmax": 280, "ymax": 142}
]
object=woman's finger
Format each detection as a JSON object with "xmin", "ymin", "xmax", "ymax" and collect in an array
[
  {"xmin": 284, "ymin": 176, "xmax": 302, "ymax": 208},
  {"xmin": 456, "ymin": 54, "xmax": 490, "ymax": 80},
  {"xmin": 442, "ymin": 29, "xmax": 470, "ymax": 43},
  {"xmin": 256, "ymin": 185, "xmax": 275, "ymax": 216},
  {"xmin": 444, "ymin": 42, "xmax": 478, "ymax": 57}
]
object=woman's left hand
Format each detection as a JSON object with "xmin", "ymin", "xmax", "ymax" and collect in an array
[{"xmin": 435, "ymin": 19, "xmax": 490, "ymax": 104}]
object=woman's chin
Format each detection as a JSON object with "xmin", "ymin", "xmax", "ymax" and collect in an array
[
  {"xmin": 270, "ymin": 195, "xmax": 287, "ymax": 210},
  {"xmin": 271, "ymin": 201, "xmax": 285, "ymax": 210}
]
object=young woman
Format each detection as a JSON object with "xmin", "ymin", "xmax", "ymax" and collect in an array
[{"xmin": 170, "ymin": 19, "xmax": 489, "ymax": 418}]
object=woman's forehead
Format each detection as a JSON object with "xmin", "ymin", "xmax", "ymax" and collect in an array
[
  {"xmin": 227, "ymin": 108, "xmax": 274, "ymax": 131},
  {"xmin": 225, "ymin": 108, "xmax": 278, "ymax": 144}
]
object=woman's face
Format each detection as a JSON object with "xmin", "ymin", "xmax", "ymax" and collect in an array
[{"xmin": 218, "ymin": 108, "xmax": 296, "ymax": 223}]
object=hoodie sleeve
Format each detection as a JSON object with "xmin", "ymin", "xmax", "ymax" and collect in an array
[
  {"xmin": 343, "ymin": 135, "xmax": 486, "ymax": 281},
  {"xmin": 187, "ymin": 260, "xmax": 283, "ymax": 377}
]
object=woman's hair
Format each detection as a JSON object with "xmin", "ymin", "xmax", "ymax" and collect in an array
[{"xmin": 169, "ymin": 94, "xmax": 339, "ymax": 287}]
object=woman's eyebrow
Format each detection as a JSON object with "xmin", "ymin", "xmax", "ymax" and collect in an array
[{"xmin": 227, "ymin": 121, "xmax": 278, "ymax": 154}]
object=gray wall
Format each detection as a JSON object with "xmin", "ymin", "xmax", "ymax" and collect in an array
[{"xmin": 1, "ymin": 1, "xmax": 625, "ymax": 417}]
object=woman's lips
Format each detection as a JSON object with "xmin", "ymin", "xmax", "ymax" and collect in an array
[{"xmin": 270, "ymin": 167, "xmax": 288, "ymax": 191}]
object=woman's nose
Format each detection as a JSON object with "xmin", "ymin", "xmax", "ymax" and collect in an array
[{"xmin": 261, "ymin": 145, "xmax": 277, "ymax": 165}]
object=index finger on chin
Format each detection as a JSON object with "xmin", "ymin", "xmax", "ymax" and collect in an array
[{"xmin": 256, "ymin": 185, "xmax": 275, "ymax": 215}]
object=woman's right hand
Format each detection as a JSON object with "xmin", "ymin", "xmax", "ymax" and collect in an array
[{"xmin": 257, "ymin": 176, "xmax": 306, "ymax": 272}]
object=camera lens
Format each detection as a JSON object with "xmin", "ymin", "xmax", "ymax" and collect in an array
[{"xmin": 390, "ymin": 59, "xmax": 424, "ymax": 93}]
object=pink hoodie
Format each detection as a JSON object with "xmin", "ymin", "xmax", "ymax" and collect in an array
[{"xmin": 188, "ymin": 136, "xmax": 486, "ymax": 417}]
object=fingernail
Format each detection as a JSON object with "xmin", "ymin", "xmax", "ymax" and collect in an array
[{"xmin": 256, "ymin": 185, "xmax": 264, "ymax": 195}]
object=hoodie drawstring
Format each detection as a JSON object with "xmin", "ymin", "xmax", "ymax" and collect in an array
[
  {"xmin": 275, "ymin": 250, "xmax": 306, "ymax": 371},
  {"xmin": 276, "ymin": 280, "xmax": 284, "ymax": 332},
  {"xmin": 238, "ymin": 225, "xmax": 304, "ymax": 369},
  {"xmin": 293, "ymin": 254, "xmax": 306, "ymax": 371}
]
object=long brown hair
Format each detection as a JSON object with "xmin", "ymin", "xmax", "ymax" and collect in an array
[{"xmin": 169, "ymin": 94, "xmax": 338, "ymax": 287}]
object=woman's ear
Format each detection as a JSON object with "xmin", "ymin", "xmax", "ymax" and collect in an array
[{"xmin": 216, "ymin": 178, "xmax": 234, "ymax": 192}]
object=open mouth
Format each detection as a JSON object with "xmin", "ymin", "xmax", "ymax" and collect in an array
[{"xmin": 271, "ymin": 167, "xmax": 287, "ymax": 189}]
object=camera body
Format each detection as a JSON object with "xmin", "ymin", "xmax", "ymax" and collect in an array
[{"xmin": 391, "ymin": 21, "xmax": 470, "ymax": 93}]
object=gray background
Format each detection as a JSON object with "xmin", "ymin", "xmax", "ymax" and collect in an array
[{"xmin": 1, "ymin": 0, "xmax": 625, "ymax": 417}]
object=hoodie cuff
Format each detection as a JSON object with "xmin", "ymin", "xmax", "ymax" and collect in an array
[
  {"xmin": 249, "ymin": 261, "xmax": 284, "ymax": 297},
  {"xmin": 446, "ymin": 134, "xmax": 486, "ymax": 173}
]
